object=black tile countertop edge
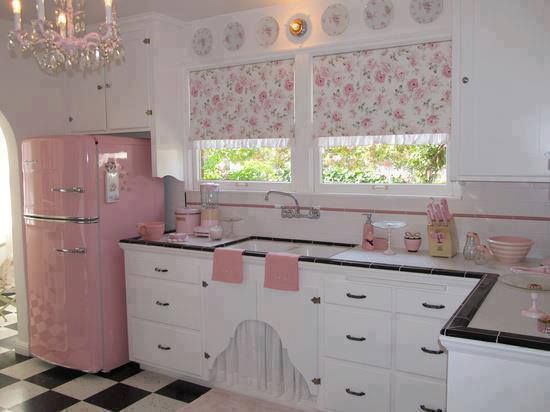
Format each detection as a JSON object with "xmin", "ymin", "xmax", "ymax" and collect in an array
[
  {"xmin": 442, "ymin": 274, "xmax": 550, "ymax": 351},
  {"xmin": 121, "ymin": 235, "xmax": 550, "ymax": 352}
]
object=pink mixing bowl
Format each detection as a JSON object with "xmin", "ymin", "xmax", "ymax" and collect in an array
[{"xmin": 487, "ymin": 236, "xmax": 534, "ymax": 264}]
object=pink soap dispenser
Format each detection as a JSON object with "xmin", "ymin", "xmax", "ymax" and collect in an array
[{"xmin": 362, "ymin": 213, "xmax": 375, "ymax": 250}]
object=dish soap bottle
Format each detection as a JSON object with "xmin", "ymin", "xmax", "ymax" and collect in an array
[{"xmin": 362, "ymin": 214, "xmax": 375, "ymax": 250}]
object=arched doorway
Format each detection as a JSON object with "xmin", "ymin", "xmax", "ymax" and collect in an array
[{"xmin": 0, "ymin": 112, "xmax": 29, "ymax": 355}]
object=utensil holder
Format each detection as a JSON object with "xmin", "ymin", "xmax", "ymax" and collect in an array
[{"xmin": 428, "ymin": 220, "xmax": 458, "ymax": 258}]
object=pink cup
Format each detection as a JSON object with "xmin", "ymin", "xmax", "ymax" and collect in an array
[
  {"xmin": 405, "ymin": 238, "xmax": 422, "ymax": 253},
  {"xmin": 137, "ymin": 222, "xmax": 165, "ymax": 241}
]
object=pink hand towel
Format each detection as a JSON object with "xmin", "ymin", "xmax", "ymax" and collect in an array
[
  {"xmin": 264, "ymin": 252, "xmax": 300, "ymax": 292},
  {"xmin": 212, "ymin": 248, "xmax": 245, "ymax": 284}
]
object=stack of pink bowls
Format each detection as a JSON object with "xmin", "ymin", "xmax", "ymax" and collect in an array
[{"xmin": 487, "ymin": 236, "xmax": 534, "ymax": 264}]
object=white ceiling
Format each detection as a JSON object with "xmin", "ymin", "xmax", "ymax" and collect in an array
[{"xmin": 0, "ymin": 0, "xmax": 301, "ymax": 23}]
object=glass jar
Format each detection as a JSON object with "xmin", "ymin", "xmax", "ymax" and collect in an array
[
  {"xmin": 475, "ymin": 245, "xmax": 491, "ymax": 265},
  {"xmin": 463, "ymin": 232, "xmax": 480, "ymax": 260},
  {"xmin": 200, "ymin": 183, "xmax": 219, "ymax": 209}
]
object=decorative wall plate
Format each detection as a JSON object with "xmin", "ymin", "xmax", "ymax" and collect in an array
[
  {"xmin": 224, "ymin": 22, "xmax": 246, "ymax": 51},
  {"xmin": 364, "ymin": 0, "xmax": 394, "ymax": 30},
  {"xmin": 322, "ymin": 3, "xmax": 350, "ymax": 36},
  {"xmin": 192, "ymin": 28, "xmax": 213, "ymax": 56},
  {"xmin": 255, "ymin": 16, "xmax": 279, "ymax": 47},
  {"xmin": 410, "ymin": 0, "xmax": 444, "ymax": 24}
]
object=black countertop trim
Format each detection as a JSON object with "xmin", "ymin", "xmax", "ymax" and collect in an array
[{"xmin": 120, "ymin": 235, "xmax": 550, "ymax": 352}]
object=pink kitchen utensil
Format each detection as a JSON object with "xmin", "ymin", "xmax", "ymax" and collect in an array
[{"xmin": 441, "ymin": 198, "xmax": 452, "ymax": 220}]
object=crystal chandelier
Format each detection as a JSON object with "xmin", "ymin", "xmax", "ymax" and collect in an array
[{"xmin": 7, "ymin": 0, "xmax": 124, "ymax": 75}]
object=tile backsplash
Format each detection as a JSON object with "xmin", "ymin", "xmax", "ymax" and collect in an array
[{"xmin": 164, "ymin": 179, "xmax": 550, "ymax": 259}]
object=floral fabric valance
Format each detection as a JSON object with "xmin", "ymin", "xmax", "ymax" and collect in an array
[
  {"xmin": 190, "ymin": 59, "xmax": 295, "ymax": 149},
  {"xmin": 313, "ymin": 41, "xmax": 452, "ymax": 147}
]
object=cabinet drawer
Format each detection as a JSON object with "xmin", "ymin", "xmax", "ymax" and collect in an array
[
  {"xmin": 394, "ymin": 373, "xmax": 446, "ymax": 412},
  {"xmin": 130, "ymin": 318, "xmax": 202, "ymax": 377},
  {"xmin": 126, "ymin": 275, "xmax": 201, "ymax": 330},
  {"xmin": 124, "ymin": 250, "xmax": 201, "ymax": 284},
  {"xmin": 395, "ymin": 315, "xmax": 447, "ymax": 379},
  {"xmin": 325, "ymin": 280, "xmax": 392, "ymax": 312},
  {"xmin": 325, "ymin": 305, "xmax": 392, "ymax": 368},
  {"xmin": 395, "ymin": 288, "xmax": 465, "ymax": 319},
  {"xmin": 324, "ymin": 358, "xmax": 390, "ymax": 412}
]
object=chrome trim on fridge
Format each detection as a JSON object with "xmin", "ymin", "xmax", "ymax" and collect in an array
[{"xmin": 24, "ymin": 215, "xmax": 99, "ymax": 224}]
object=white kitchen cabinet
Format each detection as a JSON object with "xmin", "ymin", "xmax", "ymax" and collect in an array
[
  {"xmin": 453, "ymin": 0, "xmax": 550, "ymax": 182},
  {"xmin": 66, "ymin": 27, "xmax": 151, "ymax": 134},
  {"xmin": 64, "ymin": 14, "xmax": 187, "ymax": 180},
  {"xmin": 393, "ymin": 373, "xmax": 446, "ymax": 412},
  {"xmin": 203, "ymin": 278, "xmax": 257, "ymax": 370},
  {"xmin": 257, "ymin": 285, "xmax": 321, "ymax": 394}
]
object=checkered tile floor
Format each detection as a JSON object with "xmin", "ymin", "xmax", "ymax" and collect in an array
[{"xmin": 0, "ymin": 307, "xmax": 211, "ymax": 411}]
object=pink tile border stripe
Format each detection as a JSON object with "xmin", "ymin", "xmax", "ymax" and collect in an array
[{"xmin": 187, "ymin": 202, "xmax": 550, "ymax": 222}]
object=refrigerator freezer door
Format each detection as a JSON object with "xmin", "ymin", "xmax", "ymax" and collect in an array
[
  {"xmin": 22, "ymin": 136, "xmax": 99, "ymax": 220},
  {"xmin": 25, "ymin": 217, "xmax": 103, "ymax": 372}
]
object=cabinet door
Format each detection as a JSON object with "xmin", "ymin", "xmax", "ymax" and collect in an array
[
  {"xmin": 203, "ymin": 279, "xmax": 257, "ymax": 370},
  {"xmin": 105, "ymin": 30, "xmax": 151, "ymax": 131},
  {"xmin": 257, "ymin": 286, "xmax": 320, "ymax": 395},
  {"xmin": 457, "ymin": 0, "xmax": 550, "ymax": 181},
  {"xmin": 66, "ymin": 70, "xmax": 107, "ymax": 133}
]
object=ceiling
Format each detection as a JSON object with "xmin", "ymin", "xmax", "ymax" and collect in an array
[{"xmin": 0, "ymin": 0, "xmax": 301, "ymax": 23}]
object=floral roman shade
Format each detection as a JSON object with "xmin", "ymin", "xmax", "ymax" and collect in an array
[
  {"xmin": 313, "ymin": 41, "xmax": 452, "ymax": 147},
  {"xmin": 190, "ymin": 59, "xmax": 295, "ymax": 149}
]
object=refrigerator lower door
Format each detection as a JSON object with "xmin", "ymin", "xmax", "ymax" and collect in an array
[
  {"xmin": 25, "ymin": 217, "xmax": 103, "ymax": 372},
  {"xmin": 22, "ymin": 136, "xmax": 99, "ymax": 220}
]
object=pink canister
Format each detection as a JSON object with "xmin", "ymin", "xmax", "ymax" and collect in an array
[{"xmin": 175, "ymin": 208, "xmax": 201, "ymax": 234}]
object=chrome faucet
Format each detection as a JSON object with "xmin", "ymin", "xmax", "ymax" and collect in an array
[{"xmin": 264, "ymin": 191, "xmax": 320, "ymax": 220}]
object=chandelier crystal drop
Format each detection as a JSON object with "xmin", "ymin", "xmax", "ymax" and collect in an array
[{"xmin": 7, "ymin": 0, "xmax": 124, "ymax": 75}]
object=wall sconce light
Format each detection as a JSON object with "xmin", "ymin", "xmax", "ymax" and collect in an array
[
  {"xmin": 289, "ymin": 18, "xmax": 307, "ymax": 37},
  {"xmin": 286, "ymin": 14, "xmax": 311, "ymax": 44}
]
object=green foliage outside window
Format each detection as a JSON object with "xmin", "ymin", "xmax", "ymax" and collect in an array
[{"xmin": 201, "ymin": 144, "xmax": 446, "ymax": 185}]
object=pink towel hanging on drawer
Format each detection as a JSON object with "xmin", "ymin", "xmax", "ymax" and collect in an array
[
  {"xmin": 264, "ymin": 252, "xmax": 300, "ymax": 291},
  {"xmin": 212, "ymin": 248, "xmax": 245, "ymax": 284}
]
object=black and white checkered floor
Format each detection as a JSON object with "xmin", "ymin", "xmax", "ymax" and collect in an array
[{"xmin": 0, "ymin": 307, "xmax": 211, "ymax": 411}]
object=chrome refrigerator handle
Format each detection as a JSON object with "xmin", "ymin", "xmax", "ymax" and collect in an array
[
  {"xmin": 55, "ymin": 248, "xmax": 87, "ymax": 255},
  {"xmin": 51, "ymin": 187, "xmax": 85, "ymax": 193}
]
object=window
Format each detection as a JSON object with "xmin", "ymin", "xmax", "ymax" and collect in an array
[
  {"xmin": 189, "ymin": 59, "xmax": 295, "ymax": 188},
  {"xmin": 312, "ymin": 42, "xmax": 452, "ymax": 195}
]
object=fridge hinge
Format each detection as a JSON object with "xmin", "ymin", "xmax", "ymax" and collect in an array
[
  {"xmin": 311, "ymin": 297, "xmax": 321, "ymax": 304},
  {"xmin": 143, "ymin": 38, "xmax": 151, "ymax": 45},
  {"xmin": 312, "ymin": 378, "xmax": 321, "ymax": 385},
  {"xmin": 202, "ymin": 281, "xmax": 209, "ymax": 288},
  {"xmin": 204, "ymin": 352, "xmax": 211, "ymax": 359}
]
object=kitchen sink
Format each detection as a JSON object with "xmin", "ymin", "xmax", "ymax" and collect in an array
[{"xmin": 226, "ymin": 239, "xmax": 352, "ymax": 259}]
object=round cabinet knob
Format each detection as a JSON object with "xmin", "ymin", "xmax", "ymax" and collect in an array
[
  {"xmin": 97, "ymin": 85, "xmax": 103, "ymax": 90},
  {"xmin": 462, "ymin": 77, "xmax": 470, "ymax": 84}
]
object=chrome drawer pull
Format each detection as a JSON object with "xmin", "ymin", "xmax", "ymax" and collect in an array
[
  {"xmin": 419, "ymin": 405, "xmax": 443, "ymax": 412},
  {"xmin": 346, "ymin": 334, "xmax": 366, "ymax": 342},
  {"xmin": 155, "ymin": 301, "xmax": 170, "ymax": 307},
  {"xmin": 346, "ymin": 293, "xmax": 367, "ymax": 300},
  {"xmin": 421, "ymin": 347, "xmax": 445, "ymax": 355},
  {"xmin": 345, "ymin": 388, "xmax": 366, "ymax": 397},
  {"xmin": 157, "ymin": 344, "xmax": 171, "ymax": 351},
  {"xmin": 51, "ymin": 186, "xmax": 85, "ymax": 194},
  {"xmin": 154, "ymin": 267, "xmax": 168, "ymax": 273},
  {"xmin": 56, "ymin": 248, "xmax": 87, "ymax": 255},
  {"xmin": 422, "ymin": 302, "xmax": 445, "ymax": 310}
]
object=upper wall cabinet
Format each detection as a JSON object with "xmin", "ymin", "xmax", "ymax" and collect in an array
[
  {"xmin": 66, "ymin": 28, "xmax": 151, "ymax": 133},
  {"xmin": 64, "ymin": 15, "xmax": 187, "ymax": 180},
  {"xmin": 453, "ymin": 0, "xmax": 550, "ymax": 182}
]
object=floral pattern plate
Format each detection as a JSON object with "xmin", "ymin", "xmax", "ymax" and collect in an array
[
  {"xmin": 364, "ymin": 0, "xmax": 394, "ymax": 30},
  {"xmin": 322, "ymin": 3, "xmax": 350, "ymax": 36},
  {"xmin": 255, "ymin": 16, "xmax": 279, "ymax": 47},
  {"xmin": 224, "ymin": 22, "xmax": 246, "ymax": 51},
  {"xmin": 410, "ymin": 0, "xmax": 444, "ymax": 24},
  {"xmin": 192, "ymin": 28, "xmax": 213, "ymax": 56}
]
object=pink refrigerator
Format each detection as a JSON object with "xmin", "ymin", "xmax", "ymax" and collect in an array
[{"xmin": 22, "ymin": 135, "xmax": 164, "ymax": 372}]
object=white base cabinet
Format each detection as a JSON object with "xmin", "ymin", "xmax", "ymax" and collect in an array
[{"xmin": 120, "ymin": 244, "xmax": 477, "ymax": 411}]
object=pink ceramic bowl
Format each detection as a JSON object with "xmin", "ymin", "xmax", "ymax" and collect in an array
[
  {"xmin": 487, "ymin": 236, "xmax": 534, "ymax": 264},
  {"xmin": 137, "ymin": 222, "xmax": 165, "ymax": 241}
]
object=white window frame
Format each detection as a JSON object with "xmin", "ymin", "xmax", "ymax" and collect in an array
[{"xmin": 186, "ymin": 35, "xmax": 459, "ymax": 198}]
